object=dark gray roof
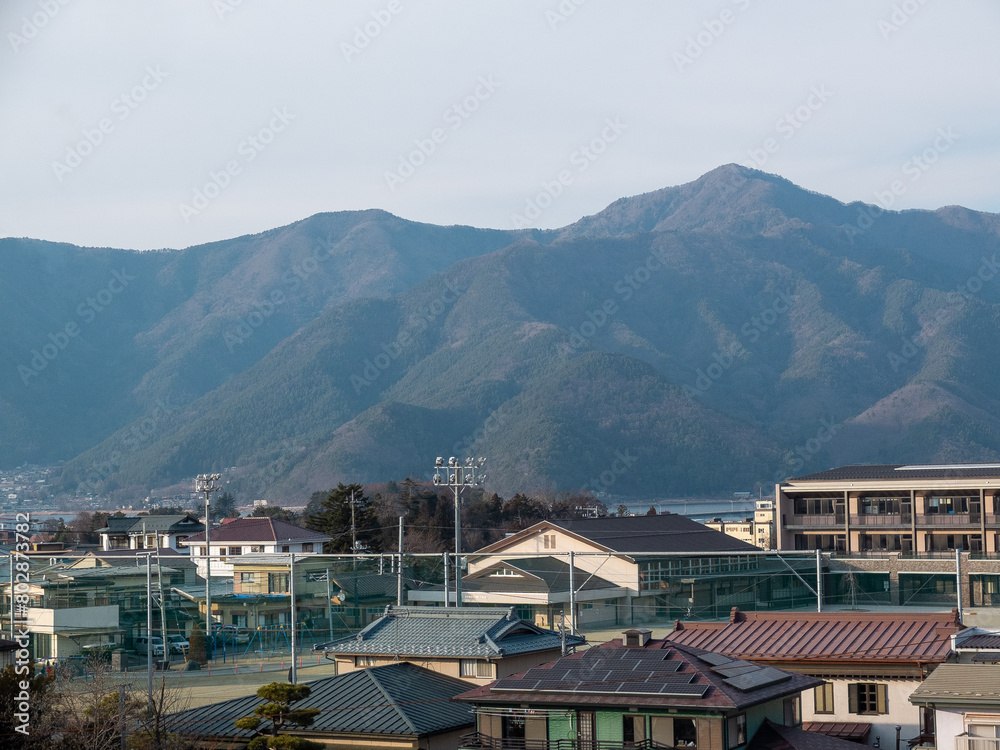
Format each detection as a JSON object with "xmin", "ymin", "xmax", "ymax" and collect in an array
[
  {"xmin": 166, "ymin": 663, "xmax": 473, "ymax": 740},
  {"xmin": 957, "ymin": 633, "xmax": 1000, "ymax": 650},
  {"xmin": 317, "ymin": 605, "xmax": 584, "ymax": 657},
  {"xmin": 456, "ymin": 642, "xmax": 821, "ymax": 711},
  {"xmin": 95, "ymin": 514, "xmax": 203, "ymax": 535},
  {"xmin": 788, "ymin": 463, "xmax": 1000, "ymax": 482},
  {"xmin": 750, "ymin": 719, "xmax": 869, "ymax": 750},
  {"xmin": 553, "ymin": 515, "xmax": 758, "ymax": 553}
]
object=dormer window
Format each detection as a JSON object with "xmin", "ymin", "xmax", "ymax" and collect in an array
[{"xmin": 542, "ymin": 534, "xmax": 556, "ymax": 549}]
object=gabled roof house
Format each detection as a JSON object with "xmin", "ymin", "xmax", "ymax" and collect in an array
[
  {"xmin": 667, "ymin": 608, "xmax": 964, "ymax": 747},
  {"xmin": 179, "ymin": 517, "xmax": 330, "ymax": 578},
  {"xmin": 316, "ymin": 605, "xmax": 585, "ymax": 683}
]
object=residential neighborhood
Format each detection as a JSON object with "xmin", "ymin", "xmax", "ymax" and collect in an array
[{"xmin": 3, "ymin": 464, "xmax": 1000, "ymax": 749}]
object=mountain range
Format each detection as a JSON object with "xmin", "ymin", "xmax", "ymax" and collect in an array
[{"xmin": 4, "ymin": 164, "xmax": 1000, "ymax": 503}]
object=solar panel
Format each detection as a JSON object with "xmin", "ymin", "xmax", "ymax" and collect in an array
[
  {"xmin": 711, "ymin": 665, "xmax": 758, "ymax": 678},
  {"xmin": 723, "ymin": 667, "xmax": 791, "ymax": 692},
  {"xmin": 697, "ymin": 652, "xmax": 734, "ymax": 666}
]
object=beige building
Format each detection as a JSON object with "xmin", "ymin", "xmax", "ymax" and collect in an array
[
  {"xmin": 704, "ymin": 500, "xmax": 776, "ymax": 550},
  {"xmin": 776, "ymin": 463, "xmax": 1000, "ymax": 556}
]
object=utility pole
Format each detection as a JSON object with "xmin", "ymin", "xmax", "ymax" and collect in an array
[
  {"xmin": 290, "ymin": 552, "xmax": 297, "ymax": 684},
  {"xmin": 325, "ymin": 568, "xmax": 333, "ymax": 641},
  {"xmin": 816, "ymin": 549, "xmax": 823, "ymax": 613},
  {"xmin": 195, "ymin": 473, "xmax": 221, "ymax": 659},
  {"xmin": 397, "ymin": 516, "xmax": 404, "ymax": 606},
  {"xmin": 146, "ymin": 552, "xmax": 153, "ymax": 707},
  {"xmin": 569, "ymin": 550, "xmax": 576, "ymax": 635},
  {"xmin": 350, "ymin": 490, "xmax": 357, "ymax": 560},
  {"xmin": 432, "ymin": 456, "xmax": 486, "ymax": 608}
]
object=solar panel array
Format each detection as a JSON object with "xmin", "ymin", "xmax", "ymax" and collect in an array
[
  {"xmin": 493, "ymin": 648, "xmax": 708, "ymax": 698},
  {"xmin": 695, "ymin": 653, "xmax": 791, "ymax": 692}
]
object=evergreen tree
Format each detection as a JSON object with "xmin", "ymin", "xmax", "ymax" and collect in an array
[
  {"xmin": 235, "ymin": 682, "xmax": 322, "ymax": 750},
  {"xmin": 304, "ymin": 483, "xmax": 378, "ymax": 553},
  {"xmin": 214, "ymin": 492, "xmax": 238, "ymax": 520}
]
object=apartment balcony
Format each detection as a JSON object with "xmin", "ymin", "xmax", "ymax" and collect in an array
[
  {"xmin": 785, "ymin": 514, "xmax": 839, "ymax": 528},
  {"xmin": 916, "ymin": 514, "xmax": 978, "ymax": 527},
  {"xmin": 957, "ymin": 734, "xmax": 1000, "ymax": 750},
  {"xmin": 851, "ymin": 514, "xmax": 909, "ymax": 527},
  {"xmin": 460, "ymin": 734, "xmax": 670, "ymax": 750}
]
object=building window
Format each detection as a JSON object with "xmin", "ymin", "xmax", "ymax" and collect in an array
[
  {"xmin": 490, "ymin": 567, "xmax": 521, "ymax": 577},
  {"xmin": 542, "ymin": 534, "xmax": 556, "ymax": 549},
  {"xmin": 623, "ymin": 715, "xmax": 646, "ymax": 746},
  {"xmin": 239, "ymin": 572, "xmax": 255, "ymax": 583},
  {"xmin": 281, "ymin": 545, "xmax": 290, "ymax": 553},
  {"xmin": 228, "ymin": 546, "xmax": 242, "ymax": 556},
  {"xmin": 814, "ymin": 682, "xmax": 834, "ymax": 713},
  {"xmin": 728, "ymin": 714, "xmax": 747, "ymax": 747},
  {"xmin": 268, "ymin": 573, "xmax": 290, "ymax": 593},
  {"xmin": 232, "ymin": 614, "xmax": 248, "ymax": 627},
  {"xmin": 460, "ymin": 659, "xmax": 494, "ymax": 678},
  {"xmin": 302, "ymin": 543, "xmax": 313, "ymax": 553},
  {"xmin": 783, "ymin": 696, "xmax": 801, "ymax": 726},
  {"xmin": 250, "ymin": 545, "xmax": 263, "ymax": 553},
  {"xmin": 848, "ymin": 683, "xmax": 888, "ymax": 715},
  {"xmin": 354, "ymin": 655, "xmax": 377, "ymax": 667},
  {"xmin": 674, "ymin": 718, "xmax": 697, "ymax": 746}
]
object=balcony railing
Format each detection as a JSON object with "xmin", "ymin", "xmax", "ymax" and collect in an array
[
  {"xmin": 851, "ymin": 514, "xmax": 907, "ymax": 527},
  {"xmin": 459, "ymin": 733, "xmax": 674, "ymax": 750},
  {"xmin": 957, "ymin": 734, "xmax": 1000, "ymax": 750},
  {"xmin": 917, "ymin": 513, "xmax": 976, "ymax": 526},
  {"xmin": 785, "ymin": 515, "xmax": 838, "ymax": 527}
]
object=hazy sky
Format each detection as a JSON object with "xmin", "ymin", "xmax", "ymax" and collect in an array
[{"xmin": 2, "ymin": 0, "xmax": 998, "ymax": 251}]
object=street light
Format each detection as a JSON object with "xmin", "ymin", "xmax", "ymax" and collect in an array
[
  {"xmin": 195, "ymin": 473, "xmax": 221, "ymax": 656},
  {"xmin": 432, "ymin": 456, "xmax": 485, "ymax": 608}
]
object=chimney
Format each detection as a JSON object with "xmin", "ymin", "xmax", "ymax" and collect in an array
[
  {"xmin": 729, "ymin": 607, "xmax": 744, "ymax": 624},
  {"xmin": 623, "ymin": 628, "xmax": 653, "ymax": 648}
]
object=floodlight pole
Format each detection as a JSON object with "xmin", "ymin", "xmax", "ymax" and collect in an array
[
  {"xmin": 432, "ymin": 456, "xmax": 485, "ymax": 609},
  {"xmin": 195, "ymin": 473, "xmax": 221, "ymax": 659},
  {"xmin": 146, "ymin": 552, "xmax": 153, "ymax": 707}
]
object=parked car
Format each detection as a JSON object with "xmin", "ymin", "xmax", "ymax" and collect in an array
[
  {"xmin": 135, "ymin": 636, "xmax": 165, "ymax": 657},
  {"xmin": 218, "ymin": 625, "xmax": 251, "ymax": 645},
  {"xmin": 166, "ymin": 634, "xmax": 189, "ymax": 654}
]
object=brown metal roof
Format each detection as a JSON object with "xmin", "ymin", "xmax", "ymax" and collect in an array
[
  {"xmin": 752, "ymin": 720, "xmax": 872, "ymax": 750},
  {"xmin": 667, "ymin": 609, "xmax": 962, "ymax": 665},
  {"xmin": 802, "ymin": 723, "xmax": 871, "ymax": 742}
]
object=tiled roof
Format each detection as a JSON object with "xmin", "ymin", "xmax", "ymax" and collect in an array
[
  {"xmin": 788, "ymin": 463, "xmax": 1000, "ymax": 482},
  {"xmin": 910, "ymin": 664, "xmax": 1000, "ymax": 707},
  {"xmin": 317, "ymin": 605, "xmax": 584, "ymax": 657},
  {"xmin": 181, "ymin": 517, "xmax": 329, "ymax": 544},
  {"xmin": 165, "ymin": 663, "xmax": 473, "ymax": 739},
  {"xmin": 478, "ymin": 515, "xmax": 757, "ymax": 555},
  {"xmin": 956, "ymin": 633, "xmax": 1000, "ymax": 650},
  {"xmin": 667, "ymin": 609, "xmax": 961, "ymax": 664},
  {"xmin": 751, "ymin": 720, "xmax": 871, "ymax": 750},
  {"xmin": 455, "ymin": 641, "xmax": 820, "ymax": 711}
]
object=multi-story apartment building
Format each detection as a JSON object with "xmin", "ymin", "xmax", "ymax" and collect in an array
[
  {"xmin": 777, "ymin": 464, "xmax": 1000, "ymax": 556},
  {"xmin": 705, "ymin": 500, "xmax": 776, "ymax": 550}
]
